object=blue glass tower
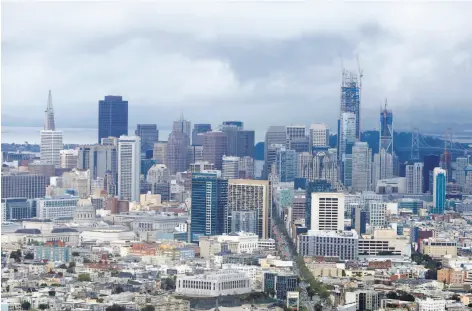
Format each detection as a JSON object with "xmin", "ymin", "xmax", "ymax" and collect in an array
[
  {"xmin": 276, "ymin": 148, "xmax": 297, "ymax": 182},
  {"xmin": 98, "ymin": 96, "xmax": 128, "ymax": 143},
  {"xmin": 432, "ymin": 167, "xmax": 446, "ymax": 214},
  {"xmin": 190, "ymin": 172, "xmax": 228, "ymax": 242}
]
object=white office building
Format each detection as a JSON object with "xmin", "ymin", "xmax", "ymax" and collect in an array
[
  {"xmin": 40, "ymin": 130, "xmax": 63, "ymax": 168},
  {"xmin": 36, "ymin": 196, "xmax": 79, "ymax": 219},
  {"xmin": 406, "ymin": 162, "xmax": 424, "ymax": 194},
  {"xmin": 311, "ymin": 192, "xmax": 344, "ymax": 231},
  {"xmin": 118, "ymin": 136, "xmax": 141, "ymax": 202},
  {"xmin": 176, "ymin": 270, "xmax": 251, "ymax": 297},
  {"xmin": 222, "ymin": 156, "xmax": 240, "ymax": 179},
  {"xmin": 369, "ymin": 202, "xmax": 388, "ymax": 227},
  {"xmin": 297, "ymin": 230, "xmax": 358, "ymax": 260},
  {"xmin": 238, "ymin": 156, "xmax": 255, "ymax": 179},
  {"xmin": 418, "ymin": 298, "xmax": 446, "ymax": 311},
  {"xmin": 60, "ymin": 149, "xmax": 78, "ymax": 169},
  {"xmin": 309, "ymin": 124, "xmax": 329, "ymax": 148},
  {"xmin": 352, "ymin": 142, "xmax": 372, "ymax": 192}
]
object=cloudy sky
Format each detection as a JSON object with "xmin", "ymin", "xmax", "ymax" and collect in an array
[{"xmin": 2, "ymin": 1, "xmax": 472, "ymax": 139}]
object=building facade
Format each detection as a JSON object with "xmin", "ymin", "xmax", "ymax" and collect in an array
[
  {"xmin": 203, "ymin": 131, "xmax": 228, "ymax": 170},
  {"xmin": 432, "ymin": 167, "xmax": 447, "ymax": 214},
  {"xmin": 98, "ymin": 95, "xmax": 128, "ymax": 143},
  {"xmin": 297, "ymin": 230, "xmax": 359, "ymax": 260},
  {"xmin": 135, "ymin": 124, "xmax": 159, "ymax": 153},
  {"xmin": 310, "ymin": 192, "xmax": 344, "ymax": 231},
  {"xmin": 118, "ymin": 136, "xmax": 141, "ymax": 202}
]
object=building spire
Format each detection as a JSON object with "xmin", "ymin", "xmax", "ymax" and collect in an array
[{"xmin": 44, "ymin": 90, "xmax": 56, "ymax": 130}]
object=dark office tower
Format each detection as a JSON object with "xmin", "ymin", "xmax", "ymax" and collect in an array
[
  {"xmin": 192, "ymin": 124, "xmax": 212, "ymax": 146},
  {"xmin": 223, "ymin": 121, "xmax": 244, "ymax": 130},
  {"xmin": 172, "ymin": 114, "xmax": 192, "ymax": 140},
  {"xmin": 423, "ymin": 154, "xmax": 440, "ymax": 193},
  {"xmin": 264, "ymin": 126, "xmax": 287, "ymax": 179},
  {"xmin": 351, "ymin": 206, "xmax": 368, "ymax": 235},
  {"xmin": 237, "ymin": 130, "xmax": 255, "ymax": 158},
  {"xmin": 222, "ymin": 124, "xmax": 239, "ymax": 156},
  {"xmin": 190, "ymin": 172, "xmax": 228, "ymax": 242},
  {"xmin": 166, "ymin": 131, "xmax": 189, "ymax": 175},
  {"xmin": 203, "ymin": 131, "xmax": 228, "ymax": 170},
  {"xmin": 98, "ymin": 96, "xmax": 128, "ymax": 143},
  {"xmin": 1, "ymin": 175, "xmax": 49, "ymax": 199},
  {"xmin": 135, "ymin": 124, "xmax": 159, "ymax": 154},
  {"xmin": 1, "ymin": 198, "xmax": 33, "ymax": 221},
  {"xmin": 305, "ymin": 179, "xmax": 332, "ymax": 230}
]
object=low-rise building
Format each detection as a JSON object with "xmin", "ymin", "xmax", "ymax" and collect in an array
[
  {"xmin": 297, "ymin": 230, "xmax": 358, "ymax": 260},
  {"xmin": 176, "ymin": 270, "xmax": 251, "ymax": 297},
  {"xmin": 420, "ymin": 238, "xmax": 457, "ymax": 258}
]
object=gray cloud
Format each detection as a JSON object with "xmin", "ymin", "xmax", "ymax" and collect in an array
[{"xmin": 2, "ymin": 2, "xmax": 472, "ymax": 141}]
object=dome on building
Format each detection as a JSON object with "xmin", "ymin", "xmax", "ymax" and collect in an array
[{"xmin": 73, "ymin": 198, "xmax": 96, "ymax": 224}]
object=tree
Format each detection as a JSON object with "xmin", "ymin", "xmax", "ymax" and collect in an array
[
  {"xmin": 141, "ymin": 306, "xmax": 155, "ymax": 311},
  {"xmin": 68, "ymin": 262, "xmax": 76, "ymax": 268},
  {"xmin": 38, "ymin": 304, "xmax": 49, "ymax": 310},
  {"xmin": 72, "ymin": 252, "xmax": 80, "ymax": 257},
  {"xmin": 24, "ymin": 253, "xmax": 34, "ymax": 260},
  {"xmin": 160, "ymin": 278, "xmax": 175, "ymax": 290},
  {"xmin": 21, "ymin": 301, "xmax": 31, "ymax": 310},
  {"xmin": 97, "ymin": 298, "xmax": 104, "ymax": 303},
  {"xmin": 113, "ymin": 286, "xmax": 124, "ymax": 294},
  {"xmin": 425, "ymin": 269, "xmax": 437, "ymax": 279},
  {"xmin": 105, "ymin": 304, "xmax": 126, "ymax": 311},
  {"xmin": 58, "ymin": 264, "xmax": 67, "ymax": 269},
  {"xmin": 451, "ymin": 294, "xmax": 461, "ymax": 302},
  {"xmin": 314, "ymin": 303, "xmax": 323, "ymax": 311},
  {"xmin": 48, "ymin": 291, "xmax": 55, "ymax": 297},
  {"xmin": 78, "ymin": 273, "xmax": 91, "ymax": 282},
  {"xmin": 386, "ymin": 292, "xmax": 398, "ymax": 299}
]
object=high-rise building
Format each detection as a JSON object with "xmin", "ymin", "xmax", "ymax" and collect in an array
[
  {"xmin": 337, "ymin": 70, "xmax": 361, "ymax": 161},
  {"xmin": 432, "ymin": 167, "xmax": 447, "ymax": 214},
  {"xmin": 77, "ymin": 144, "xmax": 118, "ymax": 180},
  {"xmin": 372, "ymin": 149, "xmax": 393, "ymax": 189},
  {"xmin": 231, "ymin": 210, "xmax": 257, "ymax": 234},
  {"xmin": 166, "ymin": 132, "xmax": 189, "ymax": 174},
  {"xmin": 192, "ymin": 124, "xmax": 212, "ymax": 146},
  {"xmin": 340, "ymin": 112, "xmax": 357, "ymax": 186},
  {"xmin": 310, "ymin": 192, "xmax": 344, "ymax": 231},
  {"xmin": 406, "ymin": 162, "xmax": 424, "ymax": 194},
  {"xmin": 190, "ymin": 172, "xmax": 228, "ymax": 242},
  {"xmin": 118, "ymin": 136, "xmax": 141, "ymax": 202},
  {"xmin": 40, "ymin": 130, "xmax": 63, "ymax": 168},
  {"xmin": 135, "ymin": 124, "xmax": 159, "ymax": 153},
  {"xmin": 305, "ymin": 179, "xmax": 333, "ymax": 230},
  {"xmin": 1, "ymin": 198, "xmax": 34, "ymax": 221},
  {"xmin": 227, "ymin": 180, "xmax": 271, "ymax": 239},
  {"xmin": 369, "ymin": 202, "xmax": 388, "ymax": 227},
  {"xmin": 276, "ymin": 148, "xmax": 298, "ymax": 182},
  {"xmin": 44, "ymin": 90, "xmax": 55, "ymax": 131},
  {"xmin": 153, "ymin": 141, "xmax": 167, "ymax": 165},
  {"xmin": 237, "ymin": 130, "xmax": 255, "ymax": 158},
  {"xmin": 221, "ymin": 124, "xmax": 240, "ymax": 156},
  {"xmin": 351, "ymin": 206, "xmax": 368, "ymax": 235},
  {"xmin": 98, "ymin": 95, "xmax": 128, "ymax": 143},
  {"xmin": 379, "ymin": 103, "xmax": 393, "ymax": 153},
  {"xmin": 309, "ymin": 124, "xmax": 329, "ymax": 150},
  {"xmin": 423, "ymin": 154, "xmax": 440, "ymax": 193},
  {"xmin": 172, "ymin": 115, "xmax": 191, "ymax": 140},
  {"xmin": 1, "ymin": 174, "xmax": 49, "ymax": 199},
  {"xmin": 222, "ymin": 121, "xmax": 244, "ymax": 129},
  {"xmin": 286, "ymin": 125, "xmax": 306, "ymax": 142},
  {"xmin": 297, "ymin": 152, "xmax": 314, "ymax": 180},
  {"xmin": 203, "ymin": 131, "xmax": 228, "ymax": 170},
  {"xmin": 288, "ymin": 136, "xmax": 310, "ymax": 153},
  {"xmin": 187, "ymin": 145, "xmax": 204, "ymax": 164},
  {"xmin": 60, "ymin": 149, "xmax": 78, "ymax": 169},
  {"xmin": 455, "ymin": 157, "xmax": 470, "ymax": 186},
  {"xmin": 264, "ymin": 126, "xmax": 287, "ymax": 178},
  {"xmin": 352, "ymin": 142, "xmax": 372, "ymax": 192},
  {"xmin": 238, "ymin": 156, "xmax": 255, "ymax": 179},
  {"xmin": 222, "ymin": 156, "xmax": 240, "ymax": 179}
]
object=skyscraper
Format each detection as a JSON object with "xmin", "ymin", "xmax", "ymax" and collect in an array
[
  {"xmin": 77, "ymin": 144, "xmax": 118, "ymax": 180},
  {"xmin": 406, "ymin": 162, "xmax": 424, "ymax": 194},
  {"xmin": 190, "ymin": 172, "xmax": 228, "ymax": 242},
  {"xmin": 118, "ymin": 136, "xmax": 141, "ymax": 202},
  {"xmin": 203, "ymin": 131, "xmax": 228, "ymax": 170},
  {"xmin": 286, "ymin": 125, "xmax": 306, "ymax": 147},
  {"xmin": 310, "ymin": 192, "xmax": 344, "ymax": 231},
  {"xmin": 264, "ymin": 126, "xmax": 287, "ymax": 178},
  {"xmin": 166, "ymin": 132, "xmax": 189, "ymax": 174},
  {"xmin": 227, "ymin": 180, "xmax": 271, "ymax": 239},
  {"xmin": 305, "ymin": 179, "xmax": 333, "ymax": 230},
  {"xmin": 379, "ymin": 102, "xmax": 393, "ymax": 153},
  {"xmin": 222, "ymin": 121, "xmax": 244, "ymax": 129},
  {"xmin": 338, "ymin": 70, "xmax": 361, "ymax": 162},
  {"xmin": 237, "ymin": 130, "xmax": 255, "ymax": 158},
  {"xmin": 98, "ymin": 96, "xmax": 128, "ymax": 143},
  {"xmin": 221, "ymin": 124, "xmax": 239, "ymax": 156},
  {"xmin": 44, "ymin": 90, "xmax": 55, "ymax": 131},
  {"xmin": 153, "ymin": 141, "xmax": 167, "ymax": 165},
  {"xmin": 222, "ymin": 156, "xmax": 240, "ymax": 179},
  {"xmin": 372, "ymin": 149, "xmax": 393, "ymax": 189},
  {"xmin": 40, "ymin": 91, "xmax": 63, "ymax": 168},
  {"xmin": 135, "ymin": 124, "xmax": 159, "ymax": 154},
  {"xmin": 309, "ymin": 124, "xmax": 330, "ymax": 150},
  {"xmin": 238, "ymin": 156, "xmax": 255, "ymax": 179},
  {"xmin": 172, "ymin": 115, "xmax": 192, "ymax": 139},
  {"xmin": 192, "ymin": 124, "xmax": 212, "ymax": 146},
  {"xmin": 276, "ymin": 148, "xmax": 298, "ymax": 182},
  {"xmin": 432, "ymin": 167, "xmax": 446, "ymax": 214},
  {"xmin": 340, "ymin": 112, "xmax": 356, "ymax": 187},
  {"xmin": 352, "ymin": 142, "xmax": 372, "ymax": 192},
  {"xmin": 423, "ymin": 155, "xmax": 440, "ymax": 193}
]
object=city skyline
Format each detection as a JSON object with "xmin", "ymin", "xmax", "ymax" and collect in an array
[{"xmin": 2, "ymin": 2, "xmax": 472, "ymax": 134}]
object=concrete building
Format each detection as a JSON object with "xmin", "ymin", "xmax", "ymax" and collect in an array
[
  {"xmin": 189, "ymin": 161, "xmax": 215, "ymax": 173},
  {"xmin": 309, "ymin": 123, "xmax": 329, "ymax": 149},
  {"xmin": 238, "ymin": 156, "xmax": 254, "ymax": 179},
  {"xmin": 176, "ymin": 270, "xmax": 251, "ymax": 297},
  {"xmin": 153, "ymin": 141, "xmax": 167, "ymax": 164},
  {"xmin": 227, "ymin": 179, "xmax": 271, "ymax": 239},
  {"xmin": 418, "ymin": 298, "xmax": 446, "ymax": 311},
  {"xmin": 406, "ymin": 162, "xmax": 424, "ymax": 194},
  {"xmin": 368, "ymin": 202, "xmax": 388, "ymax": 227},
  {"xmin": 355, "ymin": 290, "xmax": 380, "ymax": 311},
  {"xmin": 263, "ymin": 271, "xmax": 298, "ymax": 300},
  {"xmin": 264, "ymin": 126, "xmax": 286, "ymax": 178},
  {"xmin": 203, "ymin": 131, "xmax": 228, "ymax": 170},
  {"xmin": 192, "ymin": 124, "xmax": 212, "ymax": 146},
  {"xmin": 420, "ymin": 238, "xmax": 457, "ymax": 258},
  {"xmin": 222, "ymin": 156, "xmax": 240, "ymax": 179},
  {"xmin": 34, "ymin": 241, "xmax": 71, "ymax": 262},
  {"xmin": 1, "ymin": 174, "xmax": 49, "ymax": 199},
  {"xmin": 231, "ymin": 210, "xmax": 257, "ymax": 234},
  {"xmin": 60, "ymin": 149, "xmax": 78, "ymax": 169},
  {"xmin": 77, "ymin": 143, "xmax": 118, "ymax": 180},
  {"xmin": 166, "ymin": 131, "xmax": 190, "ymax": 175},
  {"xmin": 276, "ymin": 148, "xmax": 297, "ymax": 182},
  {"xmin": 62, "ymin": 169, "xmax": 91, "ymax": 197},
  {"xmin": 310, "ymin": 192, "xmax": 344, "ymax": 231},
  {"xmin": 297, "ymin": 230, "xmax": 359, "ymax": 260},
  {"xmin": 173, "ymin": 116, "xmax": 192, "ymax": 140},
  {"xmin": 352, "ymin": 142, "xmax": 372, "ymax": 192},
  {"xmin": 286, "ymin": 125, "xmax": 306, "ymax": 146},
  {"xmin": 118, "ymin": 136, "xmax": 141, "ymax": 202},
  {"xmin": 40, "ymin": 130, "xmax": 63, "ymax": 168},
  {"xmin": 1, "ymin": 198, "xmax": 33, "ymax": 221},
  {"xmin": 297, "ymin": 152, "xmax": 314, "ymax": 180},
  {"xmin": 36, "ymin": 196, "xmax": 79, "ymax": 219},
  {"xmin": 146, "ymin": 164, "xmax": 170, "ymax": 184},
  {"xmin": 187, "ymin": 145, "xmax": 204, "ymax": 164}
]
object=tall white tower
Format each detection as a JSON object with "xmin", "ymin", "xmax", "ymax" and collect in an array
[
  {"xmin": 40, "ymin": 90, "xmax": 63, "ymax": 167},
  {"xmin": 118, "ymin": 136, "xmax": 141, "ymax": 202}
]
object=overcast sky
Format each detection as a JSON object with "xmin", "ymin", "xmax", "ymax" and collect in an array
[{"xmin": 2, "ymin": 2, "xmax": 472, "ymax": 138}]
